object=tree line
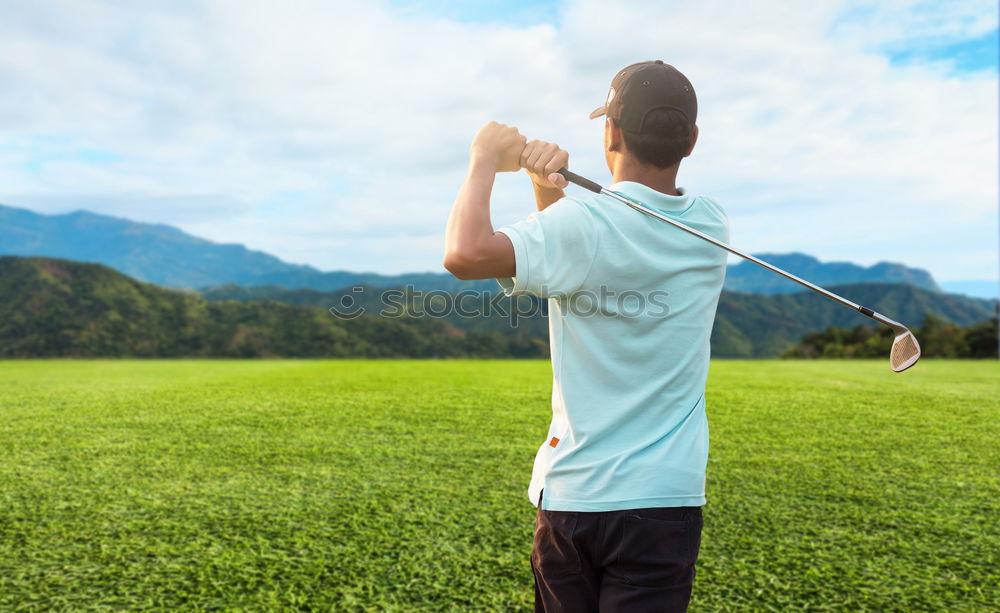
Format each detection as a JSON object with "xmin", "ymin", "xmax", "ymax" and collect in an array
[{"xmin": 782, "ymin": 315, "xmax": 998, "ymax": 359}]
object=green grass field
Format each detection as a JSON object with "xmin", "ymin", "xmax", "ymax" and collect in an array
[{"xmin": 0, "ymin": 360, "xmax": 997, "ymax": 612}]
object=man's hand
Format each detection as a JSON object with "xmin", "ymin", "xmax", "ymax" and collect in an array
[
  {"xmin": 470, "ymin": 121, "xmax": 527, "ymax": 172},
  {"xmin": 520, "ymin": 140, "xmax": 569, "ymax": 189}
]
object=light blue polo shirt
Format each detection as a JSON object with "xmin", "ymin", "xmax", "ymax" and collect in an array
[{"xmin": 497, "ymin": 181, "xmax": 729, "ymax": 512}]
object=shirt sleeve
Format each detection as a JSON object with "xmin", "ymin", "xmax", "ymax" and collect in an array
[{"xmin": 495, "ymin": 197, "xmax": 598, "ymax": 298}]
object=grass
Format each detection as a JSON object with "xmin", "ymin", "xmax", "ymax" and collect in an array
[{"xmin": 0, "ymin": 360, "xmax": 997, "ymax": 611}]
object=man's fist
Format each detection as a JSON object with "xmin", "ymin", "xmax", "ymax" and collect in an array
[
  {"xmin": 470, "ymin": 121, "xmax": 527, "ymax": 172},
  {"xmin": 520, "ymin": 139, "xmax": 569, "ymax": 189}
]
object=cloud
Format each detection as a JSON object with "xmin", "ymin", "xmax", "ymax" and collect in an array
[{"xmin": 0, "ymin": 0, "xmax": 996, "ymax": 281}]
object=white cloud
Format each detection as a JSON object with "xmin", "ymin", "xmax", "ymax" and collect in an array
[
  {"xmin": 0, "ymin": 0, "xmax": 996, "ymax": 282},
  {"xmin": 831, "ymin": 0, "xmax": 998, "ymax": 46}
]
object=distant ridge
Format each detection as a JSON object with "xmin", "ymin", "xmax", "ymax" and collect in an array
[
  {"xmin": 724, "ymin": 252, "xmax": 940, "ymax": 294},
  {"xmin": 0, "ymin": 203, "xmax": 944, "ymax": 294},
  {"xmin": 0, "ymin": 203, "xmax": 488, "ymax": 291}
]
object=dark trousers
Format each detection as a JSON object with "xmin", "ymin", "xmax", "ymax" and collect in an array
[{"xmin": 531, "ymin": 494, "xmax": 703, "ymax": 613}]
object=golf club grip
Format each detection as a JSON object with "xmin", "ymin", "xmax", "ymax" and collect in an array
[{"xmin": 558, "ymin": 169, "xmax": 603, "ymax": 193}]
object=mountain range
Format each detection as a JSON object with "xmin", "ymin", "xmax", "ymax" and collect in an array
[
  {"xmin": 3, "ymin": 202, "xmax": 988, "ymax": 297},
  {"xmin": 0, "ymin": 203, "xmax": 493, "ymax": 292}
]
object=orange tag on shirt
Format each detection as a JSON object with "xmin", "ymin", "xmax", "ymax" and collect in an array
[{"xmin": 549, "ymin": 437, "xmax": 560, "ymax": 448}]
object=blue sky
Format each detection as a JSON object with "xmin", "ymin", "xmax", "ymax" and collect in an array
[
  {"xmin": 827, "ymin": 0, "xmax": 999, "ymax": 73},
  {"xmin": 885, "ymin": 27, "xmax": 999, "ymax": 71},
  {"xmin": 391, "ymin": 0, "xmax": 561, "ymax": 25},
  {"xmin": 0, "ymin": 0, "xmax": 996, "ymax": 288}
]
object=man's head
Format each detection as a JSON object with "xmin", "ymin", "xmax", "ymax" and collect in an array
[{"xmin": 590, "ymin": 61, "xmax": 699, "ymax": 172}]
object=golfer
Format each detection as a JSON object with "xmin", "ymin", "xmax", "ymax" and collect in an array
[{"xmin": 443, "ymin": 61, "xmax": 728, "ymax": 612}]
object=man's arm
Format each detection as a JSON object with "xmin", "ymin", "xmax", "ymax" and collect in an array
[
  {"xmin": 443, "ymin": 122, "xmax": 523, "ymax": 280},
  {"xmin": 443, "ymin": 124, "xmax": 573, "ymax": 280}
]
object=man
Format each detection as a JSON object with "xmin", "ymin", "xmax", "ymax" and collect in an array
[{"xmin": 443, "ymin": 61, "xmax": 729, "ymax": 612}]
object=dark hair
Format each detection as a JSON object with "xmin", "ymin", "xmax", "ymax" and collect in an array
[{"xmin": 620, "ymin": 108, "xmax": 694, "ymax": 169}]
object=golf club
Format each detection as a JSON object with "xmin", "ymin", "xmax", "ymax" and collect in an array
[{"xmin": 557, "ymin": 168, "xmax": 921, "ymax": 372}]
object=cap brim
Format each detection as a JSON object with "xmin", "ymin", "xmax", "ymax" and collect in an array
[{"xmin": 589, "ymin": 105, "xmax": 606, "ymax": 119}]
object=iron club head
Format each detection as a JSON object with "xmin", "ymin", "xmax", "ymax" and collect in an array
[
  {"xmin": 852, "ymin": 310, "xmax": 921, "ymax": 372},
  {"xmin": 889, "ymin": 327, "xmax": 921, "ymax": 372}
]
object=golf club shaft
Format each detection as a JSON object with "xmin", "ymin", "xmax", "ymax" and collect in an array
[{"xmin": 557, "ymin": 168, "xmax": 903, "ymax": 330}]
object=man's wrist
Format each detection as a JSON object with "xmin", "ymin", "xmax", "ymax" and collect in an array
[
  {"xmin": 532, "ymin": 178, "xmax": 565, "ymax": 195},
  {"xmin": 532, "ymin": 179, "xmax": 564, "ymax": 211},
  {"xmin": 469, "ymin": 150, "xmax": 501, "ymax": 172}
]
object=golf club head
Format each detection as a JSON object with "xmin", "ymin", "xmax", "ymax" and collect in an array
[{"xmin": 889, "ymin": 327, "xmax": 921, "ymax": 372}]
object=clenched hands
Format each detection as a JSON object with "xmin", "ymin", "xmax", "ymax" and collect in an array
[{"xmin": 470, "ymin": 121, "xmax": 570, "ymax": 190}]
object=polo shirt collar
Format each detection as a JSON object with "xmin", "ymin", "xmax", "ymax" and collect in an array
[{"xmin": 607, "ymin": 181, "xmax": 691, "ymax": 214}]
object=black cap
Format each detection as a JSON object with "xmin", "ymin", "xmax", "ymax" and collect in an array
[{"xmin": 589, "ymin": 60, "xmax": 697, "ymax": 133}]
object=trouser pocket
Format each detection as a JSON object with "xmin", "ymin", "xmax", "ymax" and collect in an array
[{"xmin": 613, "ymin": 508, "xmax": 703, "ymax": 587}]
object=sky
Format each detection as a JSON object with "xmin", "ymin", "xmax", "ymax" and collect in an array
[{"xmin": 0, "ymin": 0, "xmax": 997, "ymax": 284}]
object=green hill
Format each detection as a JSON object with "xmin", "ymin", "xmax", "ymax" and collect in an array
[
  {"xmin": 0, "ymin": 257, "xmax": 541, "ymax": 358},
  {"xmin": 1, "ymin": 257, "xmax": 994, "ymax": 359},
  {"xmin": 201, "ymin": 280, "xmax": 996, "ymax": 358}
]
